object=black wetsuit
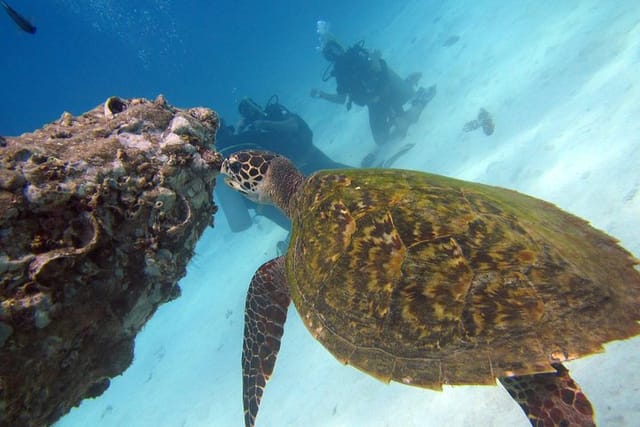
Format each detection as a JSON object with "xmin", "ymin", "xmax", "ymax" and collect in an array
[
  {"xmin": 331, "ymin": 43, "xmax": 415, "ymax": 145},
  {"xmin": 216, "ymin": 103, "xmax": 349, "ymax": 231},
  {"xmin": 217, "ymin": 104, "xmax": 348, "ymax": 175}
]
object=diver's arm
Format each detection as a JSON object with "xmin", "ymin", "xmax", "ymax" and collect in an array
[{"xmin": 310, "ymin": 89, "xmax": 346, "ymax": 104}]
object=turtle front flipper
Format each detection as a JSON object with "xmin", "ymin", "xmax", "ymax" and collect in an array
[
  {"xmin": 499, "ymin": 363, "xmax": 595, "ymax": 427},
  {"xmin": 243, "ymin": 256, "xmax": 291, "ymax": 427}
]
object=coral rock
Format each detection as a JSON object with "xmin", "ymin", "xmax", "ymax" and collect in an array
[{"xmin": 0, "ymin": 95, "xmax": 222, "ymax": 426}]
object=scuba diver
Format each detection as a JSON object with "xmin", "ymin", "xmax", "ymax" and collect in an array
[
  {"xmin": 310, "ymin": 31, "xmax": 436, "ymax": 157},
  {"xmin": 217, "ymin": 96, "xmax": 349, "ymax": 175},
  {"xmin": 215, "ymin": 95, "xmax": 350, "ymax": 233}
]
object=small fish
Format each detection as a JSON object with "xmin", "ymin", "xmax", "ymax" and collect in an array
[
  {"xmin": 463, "ymin": 108, "xmax": 494, "ymax": 136},
  {"xmin": 1, "ymin": 0, "xmax": 36, "ymax": 34}
]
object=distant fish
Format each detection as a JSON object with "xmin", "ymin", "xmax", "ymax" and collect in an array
[
  {"xmin": 463, "ymin": 108, "xmax": 495, "ymax": 136},
  {"xmin": 1, "ymin": 0, "xmax": 36, "ymax": 34},
  {"xmin": 442, "ymin": 35, "xmax": 460, "ymax": 47}
]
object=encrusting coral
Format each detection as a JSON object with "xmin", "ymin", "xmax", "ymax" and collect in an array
[{"xmin": 0, "ymin": 95, "xmax": 222, "ymax": 426}]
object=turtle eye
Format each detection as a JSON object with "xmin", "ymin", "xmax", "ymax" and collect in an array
[{"xmin": 229, "ymin": 161, "xmax": 242, "ymax": 174}]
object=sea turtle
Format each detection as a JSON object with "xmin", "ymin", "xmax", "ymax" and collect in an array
[{"xmin": 220, "ymin": 150, "xmax": 640, "ymax": 427}]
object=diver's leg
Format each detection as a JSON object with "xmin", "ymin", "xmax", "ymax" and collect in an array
[
  {"xmin": 390, "ymin": 84, "xmax": 437, "ymax": 139},
  {"xmin": 368, "ymin": 103, "xmax": 392, "ymax": 145},
  {"xmin": 215, "ymin": 182, "xmax": 253, "ymax": 232},
  {"xmin": 406, "ymin": 72, "xmax": 422, "ymax": 86},
  {"xmin": 406, "ymin": 85, "xmax": 437, "ymax": 123},
  {"xmin": 386, "ymin": 68, "xmax": 417, "ymax": 106}
]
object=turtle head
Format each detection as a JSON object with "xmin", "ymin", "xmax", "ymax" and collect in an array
[
  {"xmin": 221, "ymin": 150, "xmax": 304, "ymax": 217},
  {"xmin": 221, "ymin": 150, "xmax": 280, "ymax": 204}
]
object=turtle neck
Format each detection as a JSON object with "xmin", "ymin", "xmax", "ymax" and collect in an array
[{"xmin": 267, "ymin": 156, "xmax": 305, "ymax": 218}]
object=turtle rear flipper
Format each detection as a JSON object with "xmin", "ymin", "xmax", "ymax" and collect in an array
[
  {"xmin": 499, "ymin": 363, "xmax": 595, "ymax": 427},
  {"xmin": 242, "ymin": 256, "xmax": 291, "ymax": 427}
]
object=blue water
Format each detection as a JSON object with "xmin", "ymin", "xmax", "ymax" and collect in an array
[
  {"xmin": 1, "ymin": 0, "xmax": 398, "ymax": 135},
  {"xmin": 3, "ymin": 1, "xmax": 640, "ymax": 426}
]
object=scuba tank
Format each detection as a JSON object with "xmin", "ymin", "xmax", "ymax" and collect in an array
[{"xmin": 263, "ymin": 95, "xmax": 290, "ymax": 121}]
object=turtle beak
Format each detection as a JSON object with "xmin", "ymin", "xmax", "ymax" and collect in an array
[
  {"xmin": 223, "ymin": 176, "xmax": 247, "ymax": 195},
  {"xmin": 220, "ymin": 158, "xmax": 231, "ymax": 175}
]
